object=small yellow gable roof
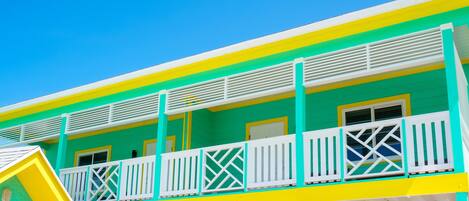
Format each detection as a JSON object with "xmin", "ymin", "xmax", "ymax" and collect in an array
[{"xmin": 0, "ymin": 146, "xmax": 71, "ymax": 201}]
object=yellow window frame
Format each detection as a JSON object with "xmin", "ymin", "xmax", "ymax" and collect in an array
[
  {"xmin": 245, "ymin": 116, "xmax": 288, "ymax": 140},
  {"xmin": 337, "ymin": 94, "xmax": 411, "ymax": 127},
  {"xmin": 74, "ymin": 145, "xmax": 112, "ymax": 166},
  {"xmin": 142, "ymin": 135, "xmax": 176, "ymax": 156}
]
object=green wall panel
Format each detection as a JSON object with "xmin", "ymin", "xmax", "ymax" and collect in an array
[{"xmin": 0, "ymin": 176, "xmax": 32, "ymax": 201}]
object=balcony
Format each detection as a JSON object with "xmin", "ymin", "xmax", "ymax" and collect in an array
[{"xmin": 59, "ymin": 111, "xmax": 454, "ymax": 201}]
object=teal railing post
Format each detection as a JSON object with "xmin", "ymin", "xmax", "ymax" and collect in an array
[
  {"xmin": 84, "ymin": 166, "xmax": 91, "ymax": 200},
  {"xmin": 153, "ymin": 91, "xmax": 168, "ymax": 200},
  {"xmin": 442, "ymin": 23, "xmax": 468, "ymax": 201},
  {"xmin": 198, "ymin": 149, "xmax": 204, "ymax": 195},
  {"xmin": 442, "ymin": 23, "xmax": 466, "ymax": 173},
  {"xmin": 401, "ymin": 118, "xmax": 409, "ymax": 177},
  {"xmin": 54, "ymin": 114, "xmax": 68, "ymax": 175},
  {"xmin": 339, "ymin": 128, "xmax": 345, "ymax": 182},
  {"xmin": 294, "ymin": 58, "xmax": 305, "ymax": 187},
  {"xmin": 243, "ymin": 142, "xmax": 248, "ymax": 192}
]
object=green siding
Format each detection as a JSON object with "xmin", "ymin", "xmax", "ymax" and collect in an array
[
  {"xmin": 0, "ymin": 176, "xmax": 32, "ymax": 201},
  {"xmin": 1, "ymin": 7, "xmax": 468, "ymax": 130}
]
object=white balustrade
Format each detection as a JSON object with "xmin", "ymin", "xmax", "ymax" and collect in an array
[
  {"xmin": 60, "ymin": 166, "xmax": 88, "ymax": 201},
  {"xmin": 160, "ymin": 149, "xmax": 200, "ymax": 198},
  {"xmin": 202, "ymin": 142, "xmax": 245, "ymax": 193},
  {"xmin": 119, "ymin": 156, "xmax": 155, "ymax": 200},
  {"xmin": 405, "ymin": 111, "xmax": 453, "ymax": 174},
  {"xmin": 303, "ymin": 128, "xmax": 340, "ymax": 183},
  {"xmin": 343, "ymin": 118, "xmax": 404, "ymax": 180},
  {"xmin": 247, "ymin": 135, "xmax": 296, "ymax": 189},
  {"xmin": 59, "ymin": 111, "xmax": 457, "ymax": 201}
]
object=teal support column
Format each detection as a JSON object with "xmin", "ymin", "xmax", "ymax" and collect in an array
[
  {"xmin": 442, "ymin": 23, "xmax": 466, "ymax": 173},
  {"xmin": 339, "ymin": 128, "xmax": 345, "ymax": 182},
  {"xmin": 294, "ymin": 58, "xmax": 305, "ymax": 187},
  {"xmin": 153, "ymin": 91, "xmax": 168, "ymax": 200},
  {"xmin": 54, "ymin": 114, "xmax": 68, "ymax": 175},
  {"xmin": 401, "ymin": 119, "xmax": 409, "ymax": 177}
]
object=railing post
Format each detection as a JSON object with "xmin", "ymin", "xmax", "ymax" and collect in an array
[
  {"xmin": 294, "ymin": 58, "xmax": 305, "ymax": 187},
  {"xmin": 339, "ymin": 128, "xmax": 345, "ymax": 182},
  {"xmin": 153, "ymin": 91, "xmax": 168, "ymax": 200},
  {"xmin": 54, "ymin": 114, "xmax": 68, "ymax": 175},
  {"xmin": 243, "ymin": 142, "xmax": 248, "ymax": 192},
  {"xmin": 401, "ymin": 118, "xmax": 409, "ymax": 177},
  {"xmin": 84, "ymin": 166, "xmax": 91, "ymax": 201},
  {"xmin": 198, "ymin": 149, "xmax": 204, "ymax": 195},
  {"xmin": 441, "ymin": 23, "xmax": 466, "ymax": 173}
]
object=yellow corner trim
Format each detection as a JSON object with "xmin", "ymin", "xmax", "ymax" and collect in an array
[
  {"xmin": 142, "ymin": 135, "xmax": 176, "ymax": 156},
  {"xmin": 173, "ymin": 173, "xmax": 469, "ymax": 201},
  {"xmin": 245, "ymin": 116, "xmax": 288, "ymax": 140},
  {"xmin": 73, "ymin": 145, "xmax": 112, "ymax": 166},
  {"xmin": 337, "ymin": 94, "xmax": 411, "ymax": 127},
  {"xmin": 1, "ymin": 0, "xmax": 467, "ymax": 122}
]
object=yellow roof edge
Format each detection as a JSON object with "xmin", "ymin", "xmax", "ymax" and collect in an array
[{"xmin": 0, "ymin": 0, "xmax": 468, "ymax": 123}]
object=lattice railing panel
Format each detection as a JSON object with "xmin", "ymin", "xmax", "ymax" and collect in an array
[
  {"xmin": 202, "ymin": 143, "xmax": 245, "ymax": 193},
  {"xmin": 343, "ymin": 119, "xmax": 403, "ymax": 180},
  {"xmin": 87, "ymin": 162, "xmax": 120, "ymax": 201}
]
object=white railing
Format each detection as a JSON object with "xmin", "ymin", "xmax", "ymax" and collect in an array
[
  {"xmin": 247, "ymin": 135, "xmax": 296, "ymax": 189},
  {"xmin": 406, "ymin": 111, "xmax": 453, "ymax": 173},
  {"xmin": 303, "ymin": 128, "xmax": 340, "ymax": 183},
  {"xmin": 202, "ymin": 142, "xmax": 245, "ymax": 193},
  {"xmin": 160, "ymin": 149, "xmax": 199, "ymax": 198},
  {"xmin": 60, "ymin": 166, "xmax": 88, "ymax": 201},
  {"xmin": 119, "ymin": 156, "xmax": 155, "ymax": 200},
  {"xmin": 60, "ymin": 111, "xmax": 456, "ymax": 201}
]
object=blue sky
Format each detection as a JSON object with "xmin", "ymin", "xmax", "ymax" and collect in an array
[{"xmin": 0, "ymin": 0, "xmax": 389, "ymax": 107}]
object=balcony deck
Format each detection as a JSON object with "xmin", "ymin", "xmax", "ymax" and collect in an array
[{"xmin": 59, "ymin": 111, "xmax": 454, "ymax": 201}]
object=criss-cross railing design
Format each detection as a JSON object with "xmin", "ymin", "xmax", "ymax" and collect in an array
[
  {"xmin": 202, "ymin": 143, "xmax": 245, "ymax": 193},
  {"xmin": 344, "ymin": 119, "xmax": 403, "ymax": 179},
  {"xmin": 87, "ymin": 162, "xmax": 120, "ymax": 201}
]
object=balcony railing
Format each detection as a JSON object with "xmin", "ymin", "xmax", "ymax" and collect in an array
[{"xmin": 60, "ymin": 111, "xmax": 454, "ymax": 201}]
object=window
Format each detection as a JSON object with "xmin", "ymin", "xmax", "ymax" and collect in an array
[
  {"xmin": 143, "ymin": 137, "xmax": 175, "ymax": 156},
  {"xmin": 75, "ymin": 146, "xmax": 111, "ymax": 167},
  {"xmin": 246, "ymin": 117, "xmax": 288, "ymax": 140},
  {"xmin": 342, "ymin": 100, "xmax": 406, "ymax": 161}
]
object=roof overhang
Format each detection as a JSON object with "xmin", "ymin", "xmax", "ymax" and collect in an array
[{"xmin": 1, "ymin": 0, "xmax": 468, "ymax": 122}]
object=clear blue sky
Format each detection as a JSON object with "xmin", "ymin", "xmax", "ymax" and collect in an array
[{"xmin": 0, "ymin": 0, "xmax": 389, "ymax": 107}]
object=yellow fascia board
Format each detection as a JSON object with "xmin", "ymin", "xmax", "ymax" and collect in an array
[
  {"xmin": 1, "ymin": 0, "xmax": 468, "ymax": 122},
  {"xmin": 0, "ymin": 152, "xmax": 71, "ymax": 200},
  {"xmin": 173, "ymin": 173, "xmax": 468, "ymax": 201}
]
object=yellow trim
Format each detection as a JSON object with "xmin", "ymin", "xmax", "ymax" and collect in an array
[
  {"xmin": 337, "ymin": 94, "xmax": 412, "ymax": 127},
  {"xmin": 182, "ymin": 113, "xmax": 186, "ymax": 150},
  {"xmin": 44, "ymin": 114, "xmax": 184, "ymax": 143},
  {"xmin": 187, "ymin": 112, "xmax": 192, "ymax": 149},
  {"xmin": 307, "ymin": 63, "xmax": 444, "ymax": 94},
  {"xmin": 142, "ymin": 135, "xmax": 176, "ymax": 156},
  {"xmin": 173, "ymin": 173, "xmax": 469, "ymax": 201},
  {"xmin": 245, "ymin": 116, "xmax": 288, "ymax": 140},
  {"xmin": 1, "ymin": 0, "xmax": 467, "ymax": 122},
  {"xmin": 463, "ymin": 58, "xmax": 469, "ymax": 64},
  {"xmin": 74, "ymin": 145, "xmax": 112, "ymax": 166},
  {"xmin": 0, "ymin": 151, "xmax": 71, "ymax": 200}
]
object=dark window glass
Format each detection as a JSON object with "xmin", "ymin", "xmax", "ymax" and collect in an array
[
  {"xmin": 345, "ymin": 108, "xmax": 372, "ymax": 126},
  {"xmin": 375, "ymin": 105, "xmax": 403, "ymax": 121},
  {"xmin": 93, "ymin": 152, "xmax": 108, "ymax": 164},
  {"xmin": 78, "ymin": 154, "xmax": 92, "ymax": 166}
]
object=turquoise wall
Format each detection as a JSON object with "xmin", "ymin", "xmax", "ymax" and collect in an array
[{"xmin": 0, "ymin": 176, "xmax": 32, "ymax": 201}]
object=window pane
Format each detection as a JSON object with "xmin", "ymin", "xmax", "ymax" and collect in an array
[
  {"xmin": 93, "ymin": 151, "xmax": 108, "ymax": 164},
  {"xmin": 374, "ymin": 105, "xmax": 403, "ymax": 121},
  {"xmin": 78, "ymin": 154, "xmax": 92, "ymax": 166},
  {"xmin": 345, "ymin": 108, "xmax": 372, "ymax": 125}
]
